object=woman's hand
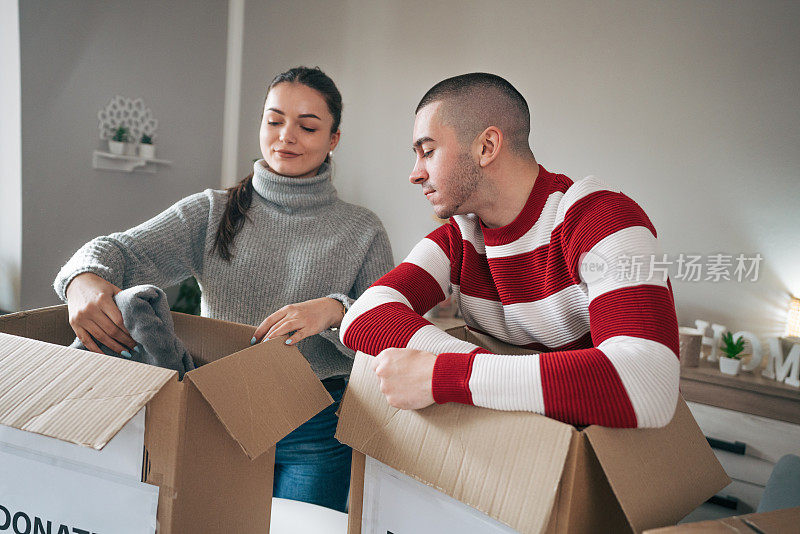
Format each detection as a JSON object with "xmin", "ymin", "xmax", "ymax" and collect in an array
[
  {"xmin": 65, "ymin": 273, "xmax": 138, "ymax": 355},
  {"xmin": 252, "ymin": 297, "xmax": 345, "ymax": 346}
]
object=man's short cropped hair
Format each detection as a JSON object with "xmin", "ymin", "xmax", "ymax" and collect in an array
[{"xmin": 416, "ymin": 73, "xmax": 531, "ymax": 155}]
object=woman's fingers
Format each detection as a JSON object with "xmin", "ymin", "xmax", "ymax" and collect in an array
[
  {"xmin": 95, "ymin": 307, "xmax": 137, "ymax": 351},
  {"xmin": 254, "ymin": 298, "xmax": 341, "ymax": 346},
  {"xmin": 74, "ymin": 326, "xmax": 103, "ymax": 354},
  {"xmin": 264, "ymin": 318, "xmax": 302, "ymax": 342},
  {"xmin": 85, "ymin": 319, "xmax": 129, "ymax": 355},
  {"xmin": 253, "ymin": 309, "xmax": 287, "ymax": 342},
  {"xmin": 101, "ymin": 300, "xmax": 137, "ymax": 349},
  {"xmin": 283, "ymin": 327, "xmax": 312, "ymax": 345}
]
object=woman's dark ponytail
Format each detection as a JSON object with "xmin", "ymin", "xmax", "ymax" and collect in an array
[
  {"xmin": 212, "ymin": 66, "xmax": 341, "ymax": 261},
  {"xmin": 211, "ymin": 172, "xmax": 254, "ymax": 261}
]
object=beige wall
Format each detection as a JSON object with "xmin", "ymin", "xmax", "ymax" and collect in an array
[
  {"xmin": 12, "ymin": 1, "xmax": 798, "ymax": 337},
  {"xmin": 18, "ymin": 0, "xmax": 228, "ymax": 309},
  {"xmin": 238, "ymin": 0, "xmax": 800, "ymax": 338},
  {"xmin": 0, "ymin": 0, "xmax": 22, "ymax": 312}
]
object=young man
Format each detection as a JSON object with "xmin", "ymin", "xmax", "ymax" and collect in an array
[{"xmin": 340, "ymin": 73, "xmax": 679, "ymax": 428}]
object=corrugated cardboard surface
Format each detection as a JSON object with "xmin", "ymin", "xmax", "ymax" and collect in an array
[
  {"xmin": 545, "ymin": 431, "xmax": 632, "ymax": 534},
  {"xmin": 0, "ymin": 305, "xmax": 74, "ymax": 345},
  {"xmin": 348, "ymin": 451, "xmax": 366, "ymax": 534},
  {"xmin": 341, "ymin": 324, "xmax": 729, "ymax": 534},
  {"xmin": 171, "ymin": 312, "xmax": 254, "ymax": 366},
  {"xmin": 644, "ymin": 506, "xmax": 800, "ymax": 533},
  {"xmin": 186, "ymin": 341, "xmax": 333, "ymax": 460},
  {"xmin": 1, "ymin": 304, "xmax": 335, "ymax": 534},
  {"xmin": 0, "ymin": 332, "xmax": 175, "ymax": 450},
  {"xmin": 168, "ymin": 381, "xmax": 277, "ymax": 533},
  {"xmin": 337, "ymin": 351, "xmax": 574, "ymax": 534},
  {"xmin": 449, "ymin": 324, "xmax": 729, "ymax": 532},
  {"xmin": 584, "ymin": 398, "xmax": 731, "ymax": 533},
  {"xmin": 142, "ymin": 377, "xmax": 183, "ymax": 533}
]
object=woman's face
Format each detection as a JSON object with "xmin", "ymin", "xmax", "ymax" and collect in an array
[{"xmin": 260, "ymin": 82, "xmax": 340, "ymax": 178}]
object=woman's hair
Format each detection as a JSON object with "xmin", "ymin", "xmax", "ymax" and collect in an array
[
  {"xmin": 271, "ymin": 66, "xmax": 342, "ymax": 133},
  {"xmin": 211, "ymin": 66, "xmax": 342, "ymax": 261}
]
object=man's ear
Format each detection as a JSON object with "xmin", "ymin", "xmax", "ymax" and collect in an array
[{"xmin": 475, "ymin": 126, "xmax": 503, "ymax": 167}]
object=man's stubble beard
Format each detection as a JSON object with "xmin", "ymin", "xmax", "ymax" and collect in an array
[{"xmin": 435, "ymin": 151, "xmax": 483, "ymax": 220}]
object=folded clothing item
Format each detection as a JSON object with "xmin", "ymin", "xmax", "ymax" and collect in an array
[{"xmin": 70, "ymin": 284, "xmax": 196, "ymax": 379}]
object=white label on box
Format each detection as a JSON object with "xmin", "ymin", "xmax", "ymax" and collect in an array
[
  {"xmin": 0, "ymin": 442, "xmax": 158, "ymax": 534},
  {"xmin": 0, "ymin": 408, "xmax": 146, "ymax": 481},
  {"xmin": 362, "ymin": 456, "xmax": 518, "ymax": 534}
]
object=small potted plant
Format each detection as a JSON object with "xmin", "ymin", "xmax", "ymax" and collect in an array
[
  {"xmin": 719, "ymin": 332, "xmax": 745, "ymax": 376},
  {"xmin": 108, "ymin": 126, "xmax": 129, "ymax": 155},
  {"xmin": 139, "ymin": 133, "xmax": 155, "ymax": 159}
]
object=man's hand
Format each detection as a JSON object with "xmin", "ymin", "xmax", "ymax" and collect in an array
[{"xmin": 373, "ymin": 348, "xmax": 436, "ymax": 410}]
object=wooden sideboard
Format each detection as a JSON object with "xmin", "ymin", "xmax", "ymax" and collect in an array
[
  {"xmin": 680, "ymin": 358, "xmax": 800, "ymax": 517},
  {"xmin": 680, "ymin": 357, "xmax": 800, "ymax": 425}
]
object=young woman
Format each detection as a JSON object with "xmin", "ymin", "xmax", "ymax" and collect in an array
[{"xmin": 54, "ymin": 66, "xmax": 393, "ymax": 513}]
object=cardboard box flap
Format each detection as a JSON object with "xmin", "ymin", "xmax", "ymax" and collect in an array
[
  {"xmin": 583, "ymin": 397, "xmax": 731, "ymax": 533},
  {"xmin": 170, "ymin": 312, "xmax": 255, "ymax": 366},
  {"xmin": 742, "ymin": 506, "xmax": 800, "ymax": 532},
  {"xmin": 337, "ymin": 352, "xmax": 576, "ymax": 534},
  {"xmin": 643, "ymin": 506, "xmax": 800, "ymax": 533},
  {"xmin": 0, "ymin": 332, "xmax": 175, "ymax": 450},
  {"xmin": 0, "ymin": 305, "xmax": 75, "ymax": 346},
  {"xmin": 184, "ymin": 341, "xmax": 332, "ymax": 460}
]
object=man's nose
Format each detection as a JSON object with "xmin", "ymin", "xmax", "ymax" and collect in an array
[{"xmin": 409, "ymin": 163, "xmax": 427, "ymax": 185}]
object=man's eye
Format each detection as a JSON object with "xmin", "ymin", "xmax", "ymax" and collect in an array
[{"xmin": 423, "ymin": 150, "xmax": 434, "ymax": 158}]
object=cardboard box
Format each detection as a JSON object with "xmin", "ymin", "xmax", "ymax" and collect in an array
[
  {"xmin": 643, "ymin": 506, "xmax": 800, "ymax": 533},
  {"xmin": 0, "ymin": 305, "xmax": 332, "ymax": 533},
  {"xmin": 336, "ymin": 325, "xmax": 731, "ymax": 534}
]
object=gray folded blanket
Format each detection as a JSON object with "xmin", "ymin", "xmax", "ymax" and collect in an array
[{"xmin": 70, "ymin": 284, "xmax": 195, "ymax": 379}]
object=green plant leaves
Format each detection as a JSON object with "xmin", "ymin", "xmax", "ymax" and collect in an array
[{"xmin": 721, "ymin": 331, "xmax": 745, "ymax": 360}]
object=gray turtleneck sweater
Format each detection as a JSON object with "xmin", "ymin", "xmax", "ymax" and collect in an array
[{"xmin": 54, "ymin": 161, "xmax": 394, "ymax": 380}]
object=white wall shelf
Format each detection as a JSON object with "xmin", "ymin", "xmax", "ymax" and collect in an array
[{"xmin": 92, "ymin": 151, "xmax": 171, "ymax": 174}]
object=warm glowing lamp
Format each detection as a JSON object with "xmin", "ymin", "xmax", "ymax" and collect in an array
[{"xmin": 787, "ymin": 297, "xmax": 800, "ymax": 338}]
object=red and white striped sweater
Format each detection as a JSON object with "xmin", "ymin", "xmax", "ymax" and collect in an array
[{"xmin": 341, "ymin": 165, "xmax": 680, "ymax": 428}]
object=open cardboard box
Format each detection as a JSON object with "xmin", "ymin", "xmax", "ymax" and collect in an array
[
  {"xmin": 0, "ymin": 305, "xmax": 332, "ymax": 533},
  {"xmin": 644, "ymin": 506, "xmax": 800, "ymax": 533},
  {"xmin": 337, "ymin": 325, "xmax": 731, "ymax": 534}
]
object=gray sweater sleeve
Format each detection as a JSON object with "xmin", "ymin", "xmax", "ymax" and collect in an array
[
  {"xmin": 319, "ymin": 223, "xmax": 394, "ymax": 357},
  {"xmin": 54, "ymin": 191, "xmax": 213, "ymax": 300}
]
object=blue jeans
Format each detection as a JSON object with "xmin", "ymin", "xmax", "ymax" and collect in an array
[{"xmin": 273, "ymin": 385, "xmax": 351, "ymax": 513}]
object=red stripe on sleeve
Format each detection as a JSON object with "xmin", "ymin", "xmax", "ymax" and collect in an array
[
  {"xmin": 589, "ymin": 285, "xmax": 679, "ymax": 356},
  {"xmin": 539, "ymin": 347, "xmax": 638, "ymax": 427},
  {"xmin": 375, "ymin": 262, "xmax": 446, "ymax": 315},
  {"xmin": 560, "ymin": 191, "xmax": 657, "ymax": 277},
  {"xmin": 432, "ymin": 352, "xmax": 476, "ymax": 405},
  {"xmin": 342, "ymin": 302, "xmax": 432, "ymax": 355}
]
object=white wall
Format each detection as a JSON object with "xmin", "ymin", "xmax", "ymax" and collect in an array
[
  {"xmin": 18, "ymin": 0, "xmax": 228, "ymax": 309},
  {"xmin": 0, "ymin": 0, "xmax": 22, "ymax": 312},
  {"xmin": 238, "ymin": 0, "xmax": 800, "ymax": 338}
]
